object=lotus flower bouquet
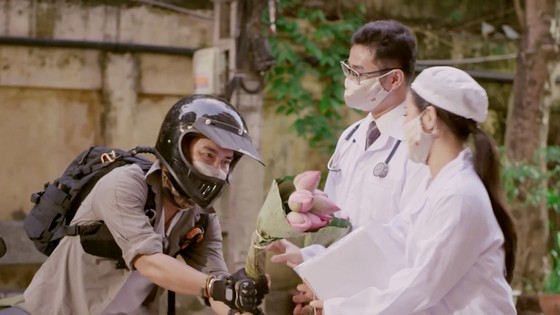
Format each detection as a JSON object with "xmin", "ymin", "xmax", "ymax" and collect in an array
[{"xmin": 245, "ymin": 171, "xmax": 351, "ymax": 279}]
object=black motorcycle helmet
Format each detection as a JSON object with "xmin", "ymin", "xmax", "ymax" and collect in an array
[{"xmin": 155, "ymin": 94, "xmax": 262, "ymax": 208}]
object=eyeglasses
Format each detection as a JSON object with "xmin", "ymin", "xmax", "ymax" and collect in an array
[{"xmin": 340, "ymin": 60, "xmax": 400, "ymax": 84}]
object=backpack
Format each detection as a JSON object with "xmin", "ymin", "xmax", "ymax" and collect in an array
[
  {"xmin": 24, "ymin": 146, "xmax": 157, "ymax": 266},
  {"xmin": 24, "ymin": 145, "xmax": 211, "ymax": 314}
]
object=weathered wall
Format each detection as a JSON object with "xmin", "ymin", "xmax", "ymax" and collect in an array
[
  {"xmin": 0, "ymin": 2, "xmax": 212, "ymax": 312},
  {"xmin": 0, "ymin": 50, "xmax": 196, "ymax": 220},
  {"xmin": 0, "ymin": 4, "xmax": 331, "ymax": 314},
  {"xmin": 0, "ymin": 1, "xmax": 212, "ymax": 222}
]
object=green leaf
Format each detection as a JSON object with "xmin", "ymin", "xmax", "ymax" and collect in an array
[
  {"xmin": 327, "ymin": 217, "xmax": 352, "ymax": 228},
  {"xmin": 265, "ymin": 3, "xmax": 365, "ymax": 154}
]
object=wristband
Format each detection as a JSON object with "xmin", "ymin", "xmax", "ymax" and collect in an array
[
  {"xmin": 228, "ymin": 309, "xmax": 239, "ymax": 315},
  {"xmin": 200, "ymin": 275, "xmax": 215, "ymax": 299}
]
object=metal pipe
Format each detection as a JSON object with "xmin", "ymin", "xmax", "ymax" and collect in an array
[
  {"xmin": 4, "ymin": 36, "xmax": 555, "ymax": 84},
  {"xmin": 417, "ymin": 53, "xmax": 517, "ymax": 66},
  {"xmin": 0, "ymin": 237, "xmax": 6, "ymax": 259},
  {"xmin": 132, "ymin": 0, "xmax": 213, "ymax": 21},
  {"xmin": 415, "ymin": 64, "xmax": 515, "ymax": 83},
  {"xmin": 0, "ymin": 36, "xmax": 197, "ymax": 56}
]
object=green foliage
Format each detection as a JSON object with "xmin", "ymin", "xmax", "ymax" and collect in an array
[
  {"xmin": 545, "ymin": 231, "xmax": 560, "ymax": 294},
  {"xmin": 545, "ymin": 147, "xmax": 560, "ymax": 293},
  {"xmin": 265, "ymin": 1, "xmax": 365, "ymax": 153},
  {"xmin": 502, "ymin": 146, "xmax": 560, "ymax": 293}
]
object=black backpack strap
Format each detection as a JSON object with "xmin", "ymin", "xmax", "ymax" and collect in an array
[
  {"xmin": 144, "ymin": 186, "xmax": 156, "ymax": 222},
  {"xmin": 63, "ymin": 224, "xmax": 96, "ymax": 236},
  {"xmin": 167, "ymin": 290, "xmax": 176, "ymax": 315},
  {"xmin": 65, "ymin": 161, "xmax": 156, "ymax": 270},
  {"xmin": 167, "ymin": 213, "xmax": 210, "ymax": 315}
]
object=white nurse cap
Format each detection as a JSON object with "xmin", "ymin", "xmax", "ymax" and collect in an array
[{"xmin": 411, "ymin": 66, "xmax": 488, "ymax": 122}]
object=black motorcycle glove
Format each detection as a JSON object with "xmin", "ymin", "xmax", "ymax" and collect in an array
[
  {"xmin": 208, "ymin": 273, "xmax": 260, "ymax": 313},
  {"xmin": 231, "ymin": 268, "xmax": 269, "ymax": 305}
]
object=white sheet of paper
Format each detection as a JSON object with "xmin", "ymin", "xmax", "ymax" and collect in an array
[{"xmin": 294, "ymin": 225, "xmax": 396, "ymax": 300}]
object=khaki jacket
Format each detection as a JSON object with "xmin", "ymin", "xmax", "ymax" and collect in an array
[{"xmin": 22, "ymin": 162, "xmax": 228, "ymax": 315}]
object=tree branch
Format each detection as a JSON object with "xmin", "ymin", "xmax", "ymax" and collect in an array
[{"xmin": 514, "ymin": 0, "xmax": 525, "ymax": 31}]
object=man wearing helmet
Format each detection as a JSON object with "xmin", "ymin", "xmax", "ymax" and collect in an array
[{"xmin": 11, "ymin": 95, "xmax": 268, "ymax": 315}]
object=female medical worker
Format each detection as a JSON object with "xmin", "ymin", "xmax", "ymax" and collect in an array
[{"xmin": 308, "ymin": 66, "xmax": 518, "ymax": 314}]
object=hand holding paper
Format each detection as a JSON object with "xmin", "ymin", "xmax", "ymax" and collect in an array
[{"xmin": 293, "ymin": 225, "xmax": 401, "ymax": 301}]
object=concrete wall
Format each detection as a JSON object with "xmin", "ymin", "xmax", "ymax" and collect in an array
[
  {"xmin": 0, "ymin": 1, "xmax": 273, "ymax": 313},
  {"xmin": 0, "ymin": 0, "xmax": 212, "ymax": 221},
  {"xmin": 0, "ymin": 1, "xmax": 201, "ymax": 311},
  {"xmin": 0, "ymin": 51, "xmax": 195, "ymax": 218}
]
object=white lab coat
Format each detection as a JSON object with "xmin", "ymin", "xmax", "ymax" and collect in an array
[
  {"xmin": 323, "ymin": 148, "xmax": 517, "ymax": 315},
  {"xmin": 301, "ymin": 104, "xmax": 427, "ymax": 259}
]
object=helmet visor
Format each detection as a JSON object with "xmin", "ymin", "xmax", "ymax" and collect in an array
[{"xmin": 193, "ymin": 117, "xmax": 263, "ymax": 164}]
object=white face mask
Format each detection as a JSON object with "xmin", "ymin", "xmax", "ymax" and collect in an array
[
  {"xmin": 404, "ymin": 114, "xmax": 435, "ymax": 164},
  {"xmin": 344, "ymin": 71, "xmax": 393, "ymax": 112},
  {"xmin": 192, "ymin": 161, "xmax": 228, "ymax": 181}
]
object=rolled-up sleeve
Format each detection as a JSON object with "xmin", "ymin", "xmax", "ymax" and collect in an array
[{"xmin": 90, "ymin": 164, "xmax": 162, "ymax": 268}]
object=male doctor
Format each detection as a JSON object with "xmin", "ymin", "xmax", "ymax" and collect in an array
[{"xmin": 268, "ymin": 20, "xmax": 427, "ymax": 314}]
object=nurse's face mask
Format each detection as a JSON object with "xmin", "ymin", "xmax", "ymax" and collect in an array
[
  {"xmin": 404, "ymin": 110, "xmax": 435, "ymax": 164},
  {"xmin": 342, "ymin": 60, "xmax": 396, "ymax": 112}
]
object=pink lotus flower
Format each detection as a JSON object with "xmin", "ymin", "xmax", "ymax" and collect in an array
[
  {"xmin": 286, "ymin": 211, "xmax": 308, "ymax": 232},
  {"xmin": 313, "ymin": 211, "xmax": 333, "ymax": 221},
  {"xmin": 288, "ymin": 190, "xmax": 314, "ymax": 212},
  {"xmin": 313, "ymin": 189, "xmax": 328, "ymax": 197},
  {"xmin": 306, "ymin": 212, "xmax": 330, "ymax": 230},
  {"xmin": 294, "ymin": 171, "xmax": 321, "ymax": 192},
  {"xmin": 286, "ymin": 211, "xmax": 330, "ymax": 232},
  {"xmin": 245, "ymin": 177, "xmax": 352, "ymax": 280},
  {"xmin": 310, "ymin": 191, "xmax": 340, "ymax": 216}
]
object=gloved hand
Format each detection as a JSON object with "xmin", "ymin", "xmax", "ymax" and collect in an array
[
  {"xmin": 231, "ymin": 268, "xmax": 269, "ymax": 307},
  {"xmin": 208, "ymin": 270, "xmax": 265, "ymax": 314}
]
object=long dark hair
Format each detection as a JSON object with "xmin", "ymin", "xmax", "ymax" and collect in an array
[{"xmin": 411, "ymin": 90, "xmax": 517, "ymax": 283}]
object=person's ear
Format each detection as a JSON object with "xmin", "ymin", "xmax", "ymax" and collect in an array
[
  {"xmin": 389, "ymin": 69, "xmax": 405, "ymax": 89},
  {"xmin": 421, "ymin": 106, "xmax": 439, "ymax": 135},
  {"xmin": 380, "ymin": 69, "xmax": 402, "ymax": 91}
]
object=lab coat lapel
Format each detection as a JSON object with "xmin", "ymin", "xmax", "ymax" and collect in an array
[
  {"xmin": 365, "ymin": 111, "xmax": 405, "ymax": 153},
  {"xmin": 366, "ymin": 133, "xmax": 391, "ymax": 152}
]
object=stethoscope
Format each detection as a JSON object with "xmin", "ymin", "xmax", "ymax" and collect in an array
[{"xmin": 327, "ymin": 123, "xmax": 402, "ymax": 178}]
